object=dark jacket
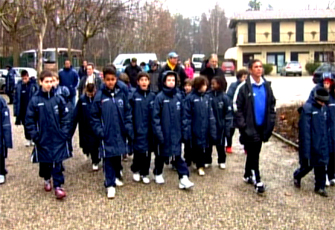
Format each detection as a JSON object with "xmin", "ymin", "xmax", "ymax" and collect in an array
[
  {"xmin": 78, "ymin": 66, "xmax": 87, "ymax": 80},
  {"xmin": 125, "ymin": 65, "xmax": 142, "ymax": 88},
  {"xmin": 227, "ymin": 81, "xmax": 242, "ymax": 101},
  {"xmin": 0, "ymin": 96, "xmax": 13, "ymax": 158},
  {"xmin": 183, "ymin": 90, "xmax": 216, "ymax": 148},
  {"xmin": 234, "ymin": 76, "xmax": 276, "ymax": 143},
  {"xmin": 130, "ymin": 87, "xmax": 156, "ymax": 153},
  {"xmin": 58, "ymin": 67, "xmax": 79, "ymax": 97},
  {"xmin": 158, "ymin": 64, "xmax": 187, "ymax": 91},
  {"xmin": 54, "ymin": 86, "xmax": 70, "ymax": 102},
  {"xmin": 72, "ymin": 94, "xmax": 100, "ymax": 152},
  {"xmin": 4, "ymin": 67, "xmax": 16, "ymax": 93},
  {"xmin": 148, "ymin": 68, "xmax": 160, "ymax": 93},
  {"xmin": 13, "ymin": 78, "xmax": 39, "ymax": 123},
  {"xmin": 327, "ymin": 94, "xmax": 335, "ymax": 155},
  {"xmin": 90, "ymin": 83, "xmax": 133, "ymax": 158},
  {"xmin": 77, "ymin": 75, "xmax": 102, "ymax": 96},
  {"xmin": 200, "ymin": 61, "xmax": 227, "ymax": 92},
  {"xmin": 208, "ymin": 90, "xmax": 233, "ymax": 146},
  {"xmin": 25, "ymin": 89, "xmax": 72, "ymax": 163},
  {"xmin": 152, "ymin": 75, "xmax": 183, "ymax": 157},
  {"xmin": 299, "ymin": 100, "xmax": 329, "ymax": 166}
]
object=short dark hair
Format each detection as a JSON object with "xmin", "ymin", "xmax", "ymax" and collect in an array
[
  {"xmin": 212, "ymin": 76, "xmax": 227, "ymax": 92},
  {"xmin": 248, "ymin": 59, "xmax": 262, "ymax": 69},
  {"xmin": 64, "ymin": 59, "xmax": 71, "ymax": 64},
  {"xmin": 21, "ymin": 70, "xmax": 29, "ymax": 77},
  {"xmin": 119, "ymin": 73, "xmax": 130, "ymax": 84},
  {"xmin": 39, "ymin": 70, "xmax": 53, "ymax": 82},
  {"xmin": 193, "ymin": 76, "xmax": 208, "ymax": 91},
  {"xmin": 103, "ymin": 66, "xmax": 116, "ymax": 77},
  {"xmin": 87, "ymin": 62, "xmax": 95, "ymax": 69},
  {"xmin": 184, "ymin": 78, "xmax": 193, "ymax": 86},
  {"xmin": 105, "ymin": 63, "xmax": 117, "ymax": 71},
  {"xmin": 137, "ymin": 72, "xmax": 150, "ymax": 81},
  {"xmin": 85, "ymin": 83, "xmax": 96, "ymax": 94},
  {"xmin": 236, "ymin": 69, "xmax": 248, "ymax": 79}
]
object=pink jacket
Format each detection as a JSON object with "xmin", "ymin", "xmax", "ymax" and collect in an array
[{"xmin": 185, "ymin": 67, "xmax": 194, "ymax": 79}]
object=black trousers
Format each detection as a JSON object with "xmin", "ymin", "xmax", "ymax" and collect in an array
[
  {"xmin": 227, "ymin": 128, "xmax": 236, "ymax": 148},
  {"xmin": 7, "ymin": 91, "xmax": 13, "ymax": 104},
  {"xmin": 154, "ymin": 154, "xmax": 189, "ymax": 179},
  {"xmin": 103, "ymin": 156, "xmax": 122, "ymax": 188},
  {"xmin": 205, "ymin": 145, "xmax": 226, "ymax": 164},
  {"xmin": 131, "ymin": 151, "xmax": 151, "ymax": 176},
  {"xmin": 244, "ymin": 141, "xmax": 262, "ymax": 183},
  {"xmin": 294, "ymin": 164, "xmax": 327, "ymax": 190},
  {"xmin": 183, "ymin": 142, "xmax": 193, "ymax": 166},
  {"xmin": 0, "ymin": 153, "xmax": 6, "ymax": 175},
  {"xmin": 39, "ymin": 162, "xmax": 64, "ymax": 188},
  {"xmin": 83, "ymin": 148, "xmax": 101, "ymax": 165},
  {"xmin": 327, "ymin": 152, "xmax": 335, "ymax": 181}
]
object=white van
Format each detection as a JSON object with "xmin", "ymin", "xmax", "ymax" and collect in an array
[
  {"xmin": 113, "ymin": 53, "xmax": 158, "ymax": 72},
  {"xmin": 192, "ymin": 54, "xmax": 205, "ymax": 71}
]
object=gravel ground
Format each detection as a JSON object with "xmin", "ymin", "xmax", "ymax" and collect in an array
[{"xmin": 1, "ymin": 99, "xmax": 335, "ymax": 230}]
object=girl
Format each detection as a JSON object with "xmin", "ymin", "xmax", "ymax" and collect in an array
[{"xmin": 184, "ymin": 61, "xmax": 194, "ymax": 80}]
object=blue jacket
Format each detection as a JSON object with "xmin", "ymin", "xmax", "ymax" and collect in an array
[
  {"xmin": 13, "ymin": 78, "xmax": 39, "ymax": 122},
  {"xmin": 130, "ymin": 87, "xmax": 156, "ymax": 153},
  {"xmin": 227, "ymin": 81, "xmax": 241, "ymax": 101},
  {"xmin": 208, "ymin": 90, "xmax": 233, "ymax": 146},
  {"xmin": 327, "ymin": 94, "xmax": 335, "ymax": 154},
  {"xmin": 183, "ymin": 90, "xmax": 216, "ymax": 148},
  {"xmin": 0, "ymin": 96, "xmax": 12, "ymax": 158},
  {"xmin": 4, "ymin": 67, "xmax": 16, "ymax": 93},
  {"xmin": 72, "ymin": 94, "xmax": 100, "ymax": 152},
  {"xmin": 299, "ymin": 100, "xmax": 329, "ymax": 167},
  {"xmin": 152, "ymin": 85, "xmax": 183, "ymax": 157},
  {"xmin": 90, "ymin": 83, "xmax": 133, "ymax": 158},
  {"xmin": 25, "ymin": 89, "xmax": 72, "ymax": 163},
  {"xmin": 58, "ymin": 67, "xmax": 79, "ymax": 97}
]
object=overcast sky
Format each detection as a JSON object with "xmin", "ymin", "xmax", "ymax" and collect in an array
[{"xmin": 164, "ymin": 0, "xmax": 334, "ymax": 18}]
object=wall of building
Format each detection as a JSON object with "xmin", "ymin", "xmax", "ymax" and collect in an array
[
  {"xmin": 256, "ymin": 22, "xmax": 272, "ymax": 43},
  {"xmin": 304, "ymin": 20, "xmax": 320, "ymax": 42},
  {"xmin": 280, "ymin": 21, "xmax": 296, "ymax": 43}
]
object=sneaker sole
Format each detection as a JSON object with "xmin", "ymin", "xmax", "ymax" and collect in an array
[{"xmin": 179, "ymin": 183, "xmax": 194, "ymax": 190}]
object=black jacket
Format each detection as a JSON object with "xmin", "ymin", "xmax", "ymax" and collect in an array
[
  {"xmin": 200, "ymin": 61, "xmax": 227, "ymax": 92},
  {"xmin": 130, "ymin": 87, "xmax": 156, "ymax": 153},
  {"xmin": 125, "ymin": 65, "xmax": 142, "ymax": 88},
  {"xmin": 77, "ymin": 74, "xmax": 102, "ymax": 96},
  {"xmin": 0, "ymin": 96, "xmax": 12, "ymax": 158},
  {"xmin": 4, "ymin": 67, "xmax": 16, "ymax": 93},
  {"xmin": 158, "ymin": 64, "xmax": 187, "ymax": 91},
  {"xmin": 148, "ymin": 68, "xmax": 160, "ymax": 93},
  {"xmin": 78, "ymin": 66, "xmax": 87, "ymax": 80},
  {"xmin": 25, "ymin": 89, "xmax": 72, "ymax": 163},
  {"xmin": 234, "ymin": 76, "xmax": 276, "ymax": 143}
]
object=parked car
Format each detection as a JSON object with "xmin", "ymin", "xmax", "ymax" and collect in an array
[
  {"xmin": 280, "ymin": 61, "xmax": 302, "ymax": 76},
  {"xmin": 313, "ymin": 63, "xmax": 335, "ymax": 84},
  {"xmin": 221, "ymin": 61, "xmax": 235, "ymax": 76},
  {"xmin": 13, "ymin": 67, "xmax": 37, "ymax": 78}
]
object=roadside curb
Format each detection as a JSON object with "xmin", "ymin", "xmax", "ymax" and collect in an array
[{"xmin": 272, "ymin": 131, "xmax": 298, "ymax": 149}]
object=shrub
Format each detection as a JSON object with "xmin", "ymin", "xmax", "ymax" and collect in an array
[
  {"xmin": 305, "ymin": 62, "xmax": 321, "ymax": 75},
  {"xmin": 263, "ymin": 63, "xmax": 273, "ymax": 75}
]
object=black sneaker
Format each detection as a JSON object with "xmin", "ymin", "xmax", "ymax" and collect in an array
[
  {"xmin": 294, "ymin": 177, "xmax": 301, "ymax": 188},
  {"xmin": 314, "ymin": 189, "xmax": 328, "ymax": 197},
  {"xmin": 243, "ymin": 177, "xmax": 254, "ymax": 185},
  {"xmin": 255, "ymin": 182, "xmax": 266, "ymax": 194}
]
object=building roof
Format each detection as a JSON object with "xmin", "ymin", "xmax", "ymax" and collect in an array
[{"xmin": 229, "ymin": 10, "xmax": 335, "ymax": 28}]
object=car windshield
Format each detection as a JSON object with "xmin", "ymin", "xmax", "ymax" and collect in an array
[
  {"xmin": 317, "ymin": 64, "xmax": 335, "ymax": 72},
  {"xmin": 193, "ymin": 57, "xmax": 203, "ymax": 62}
]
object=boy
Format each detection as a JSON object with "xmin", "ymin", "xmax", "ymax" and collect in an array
[
  {"xmin": 52, "ymin": 74, "xmax": 70, "ymax": 102},
  {"xmin": 130, "ymin": 72, "xmax": 155, "ymax": 184},
  {"xmin": 226, "ymin": 69, "xmax": 248, "ymax": 154},
  {"xmin": 152, "ymin": 70, "xmax": 194, "ymax": 189},
  {"xmin": 183, "ymin": 76, "xmax": 216, "ymax": 176},
  {"xmin": 25, "ymin": 70, "xmax": 72, "ymax": 199},
  {"xmin": 294, "ymin": 87, "xmax": 330, "ymax": 197},
  {"xmin": 182, "ymin": 78, "xmax": 193, "ymax": 166},
  {"xmin": 14, "ymin": 70, "xmax": 38, "ymax": 146},
  {"xmin": 90, "ymin": 67, "xmax": 133, "ymax": 199}
]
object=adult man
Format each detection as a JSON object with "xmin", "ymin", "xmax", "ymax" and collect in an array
[
  {"xmin": 148, "ymin": 61, "xmax": 160, "ymax": 93},
  {"xmin": 234, "ymin": 59, "xmax": 276, "ymax": 194},
  {"xmin": 78, "ymin": 60, "xmax": 88, "ymax": 80},
  {"xmin": 200, "ymin": 54, "xmax": 227, "ymax": 91},
  {"xmin": 158, "ymin": 52, "xmax": 187, "ymax": 91},
  {"xmin": 77, "ymin": 63, "xmax": 102, "ymax": 96},
  {"xmin": 4, "ymin": 65, "xmax": 17, "ymax": 104},
  {"xmin": 58, "ymin": 60, "xmax": 79, "ymax": 106},
  {"xmin": 125, "ymin": 58, "xmax": 142, "ymax": 88}
]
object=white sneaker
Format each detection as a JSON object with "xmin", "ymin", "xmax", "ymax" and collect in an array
[
  {"xmin": 92, "ymin": 164, "xmax": 99, "ymax": 171},
  {"xmin": 219, "ymin": 163, "xmax": 226, "ymax": 169},
  {"xmin": 179, "ymin": 176, "xmax": 194, "ymax": 189},
  {"xmin": 155, "ymin": 174, "xmax": 165, "ymax": 184},
  {"xmin": 326, "ymin": 175, "xmax": 330, "ymax": 187},
  {"xmin": 330, "ymin": 179, "xmax": 335, "ymax": 186},
  {"xmin": 141, "ymin": 176, "xmax": 150, "ymax": 184},
  {"xmin": 133, "ymin": 173, "xmax": 140, "ymax": 182},
  {"xmin": 0, "ymin": 175, "xmax": 5, "ymax": 184},
  {"xmin": 25, "ymin": 140, "xmax": 31, "ymax": 147},
  {"xmin": 107, "ymin": 186, "xmax": 115, "ymax": 199},
  {"xmin": 115, "ymin": 178, "xmax": 124, "ymax": 187},
  {"xmin": 204, "ymin": 164, "xmax": 211, "ymax": 168},
  {"xmin": 198, "ymin": 168, "xmax": 205, "ymax": 176},
  {"xmin": 30, "ymin": 140, "xmax": 35, "ymax": 146}
]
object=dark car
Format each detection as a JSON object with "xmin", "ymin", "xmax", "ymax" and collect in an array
[
  {"xmin": 313, "ymin": 63, "xmax": 335, "ymax": 84},
  {"xmin": 221, "ymin": 61, "xmax": 235, "ymax": 76}
]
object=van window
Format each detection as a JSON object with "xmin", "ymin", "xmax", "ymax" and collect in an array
[
  {"xmin": 193, "ymin": 57, "xmax": 203, "ymax": 63},
  {"xmin": 123, "ymin": 59, "xmax": 131, "ymax": 66}
]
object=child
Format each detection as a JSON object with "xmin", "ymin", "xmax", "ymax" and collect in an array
[
  {"xmin": 183, "ymin": 79, "xmax": 193, "ymax": 166},
  {"xmin": 0, "ymin": 95, "xmax": 12, "ymax": 184},
  {"xmin": 184, "ymin": 61, "xmax": 194, "ymax": 80},
  {"xmin": 226, "ymin": 69, "xmax": 248, "ymax": 154},
  {"xmin": 90, "ymin": 67, "xmax": 133, "ymax": 199},
  {"xmin": 25, "ymin": 70, "xmax": 72, "ymax": 199},
  {"xmin": 183, "ymin": 76, "xmax": 216, "ymax": 176},
  {"xmin": 129, "ymin": 72, "xmax": 155, "ymax": 184},
  {"xmin": 294, "ymin": 87, "xmax": 330, "ymax": 197},
  {"xmin": 52, "ymin": 73, "xmax": 70, "ymax": 102},
  {"xmin": 152, "ymin": 70, "xmax": 194, "ymax": 189},
  {"xmin": 14, "ymin": 70, "xmax": 39, "ymax": 147},
  {"xmin": 207, "ymin": 76, "xmax": 233, "ymax": 170},
  {"xmin": 72, "ymin": 78, "xmax": 101, "ymax": 171}
]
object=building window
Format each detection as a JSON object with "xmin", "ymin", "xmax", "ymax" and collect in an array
[
  {"xmin": 272, "ymin": 21, "xmax": 280, "ymax": 42},
  {"xmin": 320, "ymin": 20, "xmax": 328, "ymax": 42},
  {"xmin": 296, "ymin": 21, "xmax": 304, "ymax": 42},
  {"xmin": 290, "ymin": 52, "xmax": 299, "ymax": 61},
  {"xmin": 242, "ymin": 53, "xmax": 260, "ymax": 66},
  {"xmin": 248, "ymin": 22, "xmax": 255, "ymax": 43}
]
